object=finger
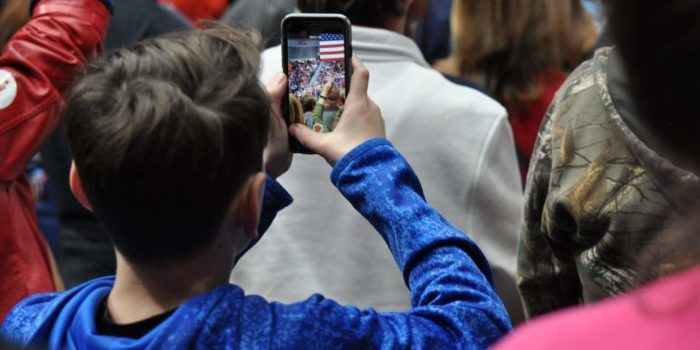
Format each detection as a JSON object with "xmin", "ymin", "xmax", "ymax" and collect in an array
[
  {"xmin": 289, "ymin": 124, "xmax": 324, "ymax": 154},
  {"xmin": 264, "ymin": 73, "xmax": 287, "ymax": 100},
  {"xmin": 346, "ymin": 56, "xmax": 369, "ymax": 101},
  {"xmin": 268, "ymin": 109, "xmax": 284, "ymax": 134}
]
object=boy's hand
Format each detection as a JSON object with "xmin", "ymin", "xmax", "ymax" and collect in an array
[
  {"xmin": 289, "ymin": 58, "xmax": 385, "ymax": 165},
  {"xmin": 263, "ymin": 73, "xmax": 292, "ymax": 179}
]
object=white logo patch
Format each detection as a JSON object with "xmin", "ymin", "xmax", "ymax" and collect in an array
[{"xmin": 0, "ymin": 69, "xmax": 18, "ymax": 110}]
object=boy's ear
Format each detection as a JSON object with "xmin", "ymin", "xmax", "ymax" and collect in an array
[
  {"xmin": 233, "ymin": 172, "xmax": 265, "ymax": 240},
  {"xmin": 69, "ymin": 161, "xmax": 93, "ymax": 212}
]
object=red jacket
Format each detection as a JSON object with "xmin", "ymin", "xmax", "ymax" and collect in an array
[
  {"xmin": 160, "ymin": 0, "xmax": 227, "ymax": 24},
  {"xmin": 0, "ymin": 0, "xmax": 110, "ymax": 321}
]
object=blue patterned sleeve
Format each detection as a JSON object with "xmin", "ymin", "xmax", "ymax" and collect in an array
[
  {"xmin": 268, "ymin": 139, "xmax": 512, "ymax": 349},
  {"xmin": 234, "ymin": 176, "xmax": 293, "ymax": 264},
  {"xmin": 258, "ymin": 176, "xmax": 293, "ymax": 234}
]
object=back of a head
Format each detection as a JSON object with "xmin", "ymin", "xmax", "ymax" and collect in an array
[
  {"xmin": 609, "ymin": 0, "xmax": 700, "ymax": 171},
  {"xmin": 64, "ymin": 25, "xmax": 270, "ymax": 266},
  {"xmin": 296, "ymin": 0, "xmax": 404, "ymax": 27},
  {"xmin": 450, "ymin": 0, "xmax": 597, "ymax": 103}
]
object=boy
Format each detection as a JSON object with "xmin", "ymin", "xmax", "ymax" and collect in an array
[
  {"xmin": 2, "ymin": 26, "xmax": 510, "ymax": 349},
  {"xmin": 245, "ymin": 0, "xmax": 524, "ymax": 324}
]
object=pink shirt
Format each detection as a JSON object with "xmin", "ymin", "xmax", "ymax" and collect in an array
[{"xmin": 495, "ymin": 265, "xmax": 700, "ymax": 349}]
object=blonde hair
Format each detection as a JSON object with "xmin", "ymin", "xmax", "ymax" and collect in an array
[
  {"xmin": 451, "ymin": 0, "xmax": 597, "ymax": 104},
  {"xmin": 288, "ymin": 94, "xmax": 304, "ymax": 124}
]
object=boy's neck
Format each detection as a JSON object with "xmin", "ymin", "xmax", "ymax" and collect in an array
[{"xmin": 107, "ymin": 245, "xmax": 234, "ymax": 324}]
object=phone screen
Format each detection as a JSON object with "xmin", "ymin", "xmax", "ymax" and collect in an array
[{"xmin": 287, "ymin": 31, "xmax": 347, "ymax": 133}]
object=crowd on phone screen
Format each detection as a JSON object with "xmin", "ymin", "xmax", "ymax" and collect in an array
[
  {"xmin": 1, "ymin": 0, "xmax": 700, "ymax": 349},
  {"xmin": 289, "ymin": 59, "xmax": 345, "ymax": 98},
  {"xmin": 289, "ymin": 59, "xmax": 315, "ymax": 96}
]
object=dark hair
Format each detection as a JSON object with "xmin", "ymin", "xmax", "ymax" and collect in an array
[
  {"xmin": 65, "ymin": 25, "xmax": 270, "ymax": 266},
  {"xmin": 297, "ymin": 0, "xmax": 404, "ymax": 27},
  {"xmin": 609, "ymin": 0, "xmax": 700, "ymax": 169},
  {"xmin": 302, "ymin": 96, "xmax": 316, "ymax": 112}
]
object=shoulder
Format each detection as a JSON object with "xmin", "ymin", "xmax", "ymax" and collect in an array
[
  {"xmin": 1, "ymin": 293, "xmax": 59, "ymax": 344},
  {"xmin": 380, "ymin": 61, "xmax": 508, "ymax": 131},
  {"xmin": 496, "ymin": 266, "xmax": 700, "ymax": 350},
  {"xmin": 532, "ymin": 48, "xmax": 612, "ymax": 154},
  {"xmin": 430, "ymin": 73, "xmax": 506, "ymax": 126},
  {"xmin": 493, "ymin": 298, "xmax": 629, "ymax": 350},
  {"xmin": 549, "ymin": 48, "xmax": 612, "ymax": 120},
  {"xmin": 2, "ymin": 276, "xmax": 115, "ymax": 345},
  {"xmin": 260, "ymin": 46, "xmax": 283, "ymax": 81}
]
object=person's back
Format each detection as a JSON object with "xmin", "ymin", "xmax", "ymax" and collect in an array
[
  {"xmin": 1, "ymin": 24, "xmax": 510, "ymax": 349},
  {"xmin": 220, "ymin": 0, "xmax": 296, "ymax": 48},
  {"xmin": 498, "ymin": 259, "xmax": 700, "ymax": 349},
  {"xmin": 517, "ymin": 0, "xmax": 700, "ymax": 319},
  {"xmin": 232, "ymin": 0, "xmax": 525, "ymax": 323},
  {"xmin": 433, "ymin": 0, "xmax": 598, "ymax": 180}
]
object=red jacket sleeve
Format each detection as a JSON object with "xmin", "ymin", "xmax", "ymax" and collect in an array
[{"xmin": 0, "ymin": 0, "xmax": 111, "ymax": 183}]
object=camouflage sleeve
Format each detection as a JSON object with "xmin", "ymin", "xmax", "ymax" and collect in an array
[
  {"xmin": 517, "ymin": 99, "xmax": 582, "ymax": 319},
  {"xmin": 312, "ymin": 100, "xmax": 324, "ymax": 126}
]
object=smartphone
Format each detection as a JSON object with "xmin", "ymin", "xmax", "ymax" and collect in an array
[{"xmin": 282, "ymin": 14, "xmax": 352, "ymax": 151}]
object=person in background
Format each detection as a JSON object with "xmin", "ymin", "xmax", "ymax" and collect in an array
[
  {"xmin": 0, "ymin": 0, "xmax": 111, "ymax": 321},
  {"xmin": 302, "ymin": 96, "xmax": 316, "ymax": 128},
  {"xmin": 39, "ymin": 0, "xmax": 192, "ymax": 289},
  {"xmin": 587, "ymin": 0, "xmax": 615, "ymax": 49},
  {"xmin": 1, "ymin": 0, "xmax": 64, "ymax": 259},
  {"xmin": 311, "ymin": 80, "xmax": 342, "ymax": 133},
  {"xmin": 502, "ymin": 215, "xmax": 700, "ymax": 349},
  {"xmin": 497, "ymin": 3, "xmax": 700, "ymax": 343},
  {"xmin": 403, "ymin": 0, "xmax": 429, "ymax": 36},
  {"xmin": 220, "ymin": 0, "xmax": 296, "ymax": 48},
  {"xmin": 159, "ymin": 0, "xmax": 228, "ymax": 24},
  {"xmin": 434, "ymin": 0, "xmax": 598, "ymax": 181},
  {"xmin": 0, "ymin": 0, "xmax": 29, "ymax": 47},
  {"xmin": 236, "ymin": 0, "xmax": 525, "ymax": 325},
  {"xmin": 26, "ymin": 155, "xmax": 61, "ymax": 256},
  {"xmin": 582, "ymin": 0, "xmax": 607, "ymax": 30},
  {"xmin": 0, "ymin": 26, "xmax": 511, "ymax": 348},
  {"xmin": 516, "ymin": 0, "xmax": 700, "ymax": 320},
  {"xmin": 105, "ymin": 0, "xmax": 192, "ymax": 48},
  {"xmin": 411, "ymin": 0, "xmax": 452, "ymax": 64}
]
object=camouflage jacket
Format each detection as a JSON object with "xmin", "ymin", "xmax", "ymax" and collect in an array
[{"xmin": 517, "ymin": 48, "xmax": 700, "ymax": 318}]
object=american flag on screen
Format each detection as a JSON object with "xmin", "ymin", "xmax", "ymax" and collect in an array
[{"xmin": 319, "ymin": 33, "xmax": 345, "ymax": 62}]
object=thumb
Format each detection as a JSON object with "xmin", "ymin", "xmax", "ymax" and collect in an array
[{"xmin": 289, "ymin": 124, "xmax": 325, "ymax": 156}]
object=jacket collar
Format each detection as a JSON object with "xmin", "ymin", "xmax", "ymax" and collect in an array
[
  {"xmin": 351, "ymin": 26, "xmax": 430, "ymax": 68},
  {"xmin": 594, "ymin": 48, "xmax": 700, "ymax": 209}
]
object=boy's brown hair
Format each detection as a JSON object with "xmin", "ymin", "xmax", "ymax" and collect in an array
[{"xmin": 65, "ymin": 25, "xmax": 271, "ymax": 265}]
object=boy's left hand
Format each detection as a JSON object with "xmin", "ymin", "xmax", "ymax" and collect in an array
[{"xmin": 263, "ymin": 73, "xmax": 292, "ymax": 179}]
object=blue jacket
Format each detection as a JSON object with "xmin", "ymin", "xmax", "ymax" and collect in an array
[{"xmin": 1, "ymin": 139, "xmax": 511, "ymax": 349}]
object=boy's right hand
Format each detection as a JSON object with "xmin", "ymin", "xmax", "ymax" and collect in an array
[{"xmin": 289, "ymin": 57, "xmax": 385, "ymax": 165}]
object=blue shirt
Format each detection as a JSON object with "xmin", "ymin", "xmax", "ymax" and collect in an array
[{"xmin": 2, "ymin": 139, "xmax": 511, "ymax": 349}]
